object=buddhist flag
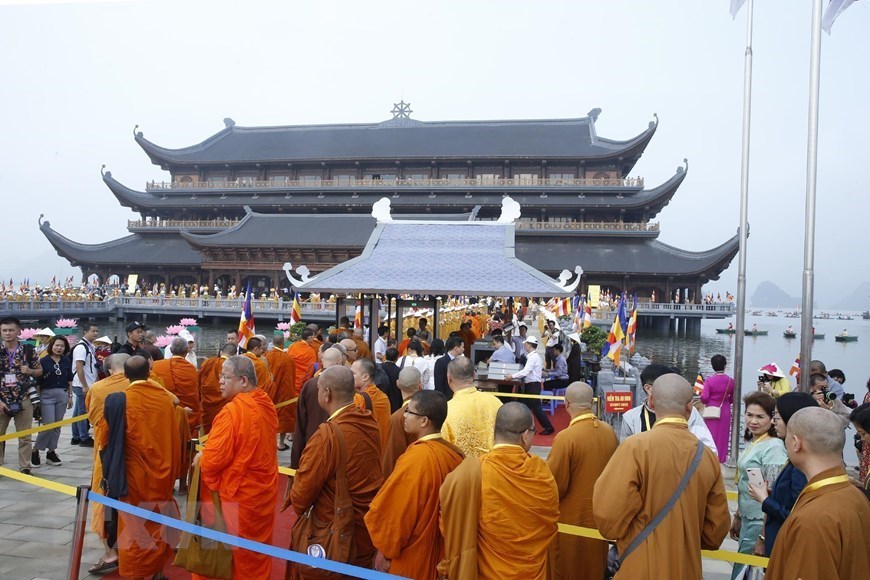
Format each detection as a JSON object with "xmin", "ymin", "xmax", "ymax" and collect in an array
[
  {"xmin": 583, "ymin": 302, "xmax": 592, "ymax": 329},
  {"xmin": 557, "ymin": 297, "xmax": 571, "ymax": 317},
  {"xmin": 626, "ymin": 295, "xmax": 639, "ymax": 354},
  {"xmin": 237, "ymin": 282, "xmax": 256, "ymax": 350},
  {"xmin": 601, "ymin": 312, "xmax": 625, "ymax": 366},
  {"xmin": 694, "ymin": 373, "xmax": 705, "ymax": 396},
  {"xmin": 290, "ymin": 292, "xmax": 302, "ymax": 324},
  {"xmin": 823, "ymin": 0, "xmax": 857, "ymax": 33},
  {"xmin": 354, "ymin": 297, "xmax": 363, "ymax": 329},
  {"xmin": 789, "ymin": 355, "xmax": 800, "ymax": 377}
]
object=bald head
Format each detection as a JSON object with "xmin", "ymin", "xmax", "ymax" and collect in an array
[
  {"xmin": 319, "ymin": 366, "xmax": 355, "ymax": 404},
  {"xmin": 105, "ymin": 353, "xmax": 130, "ymax": 374},
  {"xmin": 397, "ymin": 366, "xmax": 423, "ymax": 395},
  {"xmin": 565, "ymin": 382, "xmax": 594, "ymax": 410},
  {"xmin": 321, "ymin": 347, "xmax": 344, "ymax": 368},
  {"xmin": 340, "ymin": 338, "xmax": 358, "ymax": 360},
  {"xmin": 649, "ymin": 374, "xmax": 693, "ymax": 417},
  {"xmin": 494, "ymin": 402, "xmax": 534, "ymax": 448},
  {"xmin": 787, "ymin": 407, "xmax": 846, "ymax": 456},
  {"xmin": 221, "ymin": 343, "xmax": 237, "ymax": 357}
]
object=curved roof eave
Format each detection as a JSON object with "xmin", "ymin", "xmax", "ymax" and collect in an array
[
  {"xmin": 40, "ymin": 218, "xmax": 138, "ymax": 265},
  {"xmin": 650, "ymin": 231, "xmax": 740, "ymax": 278}
]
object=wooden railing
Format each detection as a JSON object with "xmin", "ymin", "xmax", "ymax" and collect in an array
[
  {"xmin": 515, "ymin": 221, "xmax": 659, "ymax": 232},
  {"xmin": 128, "ymin": 219, "xmax": 241, "ymax": 229},
  {"xmin": 145, "ymin": 176, "xmax": 645, "ymax": 191}
]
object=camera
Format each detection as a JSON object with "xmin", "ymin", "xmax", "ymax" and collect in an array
[
  {"xmin": 818, "ymin": 387, "xmax": 837, "ymax": 402},
  {"xmin": 757, "ymin": 375, "xmax": 768, "ymax": 383},
  {"xmin": 4, "ymin": 402, "xmax": 22, "ymax": 417}
]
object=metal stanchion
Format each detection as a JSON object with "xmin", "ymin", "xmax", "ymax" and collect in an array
[{"xmin": 67, "ymin": 484, "xmax": 91, "ymax": 580}]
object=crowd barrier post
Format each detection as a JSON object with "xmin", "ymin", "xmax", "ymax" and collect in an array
[{"xmin": 67, "ymin": 484, "xmax": 91, "ymax": 580}]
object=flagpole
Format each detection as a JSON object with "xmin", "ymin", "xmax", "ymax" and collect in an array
[
  {"xmin": 799, "ymin": 0, "xmax": 824, "ymax": 393},
  {"xmin": 730, "ymin": 0, "xmax": 754, "ymax": 467}
]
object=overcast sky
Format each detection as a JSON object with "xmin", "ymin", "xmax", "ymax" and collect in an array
[{"xmin": 1, "ymin": 0, "xmax": 867, "ymax": 306}]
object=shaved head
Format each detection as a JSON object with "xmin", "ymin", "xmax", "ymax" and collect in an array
[
  {"xmin": 494, "ymin": 402, "xmax": 534, "ymax": 445},
  {"xmin": 321, "ymin": 347, "xmax": 344, "ymax": 367},
  {"xmin": 319, "ymin": 365, "xmax": 355, "ymax": 404},
  {"xmin": 221, "ymin": 343, "xmax": 238, "ymax": 357},
  {"xmin": 397, "ymin": 367, "xmax": 423, "ymax": 395},
  {"xmin": 106, "ymin": 353, "xmax": 130, "ymax": 373},
  {"xmin": 787, "ymin": 407, "xmax": 846, "ymax": 455},
  {"xmin": 649, "ymin": 374, "xmax": 693, "ymax": 416},
  {"xmin": 565, "ymin": 382, "xmax": 594, "ymax": 408}
]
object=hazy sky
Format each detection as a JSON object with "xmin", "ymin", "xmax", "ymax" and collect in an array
[{"xmin": 1, "ymin": 0, "xmax": 867, "ymax": 307}]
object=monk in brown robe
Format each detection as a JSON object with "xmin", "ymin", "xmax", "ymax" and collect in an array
[
  {"xmin": 287, "ymin": 365, "xmax": 383, "ymax": 578},
  {"xmin": 197, "ymin": 344, "xmax": 235, "ymax": 433},
  {"xmin": 288, "ymin": 328, "xmax": 318, "ymax": 392},
  {"xmin": 195, "ymin": 355, "xmax": 279, "ymax": 579},
  {"xmin": 765, "ymin": 407, "xmax": 870, "ymax": 579},
  {"xmin": 96, "ymin": 356, "xmax": 181, "ymax": 580},
  {"xmin": 306, "ymin": 324, "xmax": 323, "ymax": 352},
  {"xmin": 366, "ymin": 390, "xmax": 464, "ymax": 579},
  {"xmin": 351, "ymin": 357, "xmax": 391, "ymax": 450},
  {"xmin": 458, "ymin": 322, "xmax": 477, "ymax": 358},
  {"xmin": 152, "ymin": 336, "xmax": 202, "ymax": 434},
  {"xmin": 351, "ymin": 327, "xmax": 372, "ymax": 360},
  {"xmin": 264, "ymin": 334, "xmax": 297, "ymax": 450},
  {"xmin": 382, "ymin": 366, "xmax": 423, "ymax": 478},
  {"xmin": 547, "ymin": 382, "xmax": 618, "ymax": 580},
  {"xmin": 242, "ymin": 336, "xmax": 274, "ymax": 395},
  {"xmin": 85, "ymin": 353, "xmax": 130, "ymax": 575},
  {"xmin": 593, "ymin": 374, "xmax": 729, "ymax": 579},
  {"xmin": 439, "ymin": 403, "xmax": 559, "ymax": 579}
]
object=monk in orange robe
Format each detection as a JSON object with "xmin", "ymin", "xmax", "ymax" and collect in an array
[
  {"xmin": 351, "ymin": 358, "xmax": 391, "ymax": 450},
  {"xmin": 287, "ymin": 329, "xmax": 319, "ymax": 391},
  {"xmin": 458, "ymin": 322, "xmax": 477, "ymax": 358},
  {"xmin": 382, "ymin": 366, "xmax": 423, "ymax": 478},
  {"xmin": 351, "ymin": 329, "xmax": 372, "ymax": 360},
  {"xmin": 439, "ymin": 402, "xmax": 559, "ymax": 579},
  {"xmin": 96, "ymin": 356, "xmax": 181, "ymax": 580},
  {"xmin": 152, "ymin": 336, "xmax": 202, "ymax": 434},
  {"xmin": 264, "ymin": 334, "xmax": 297, "ymax": 448},
  {"xmin": 396, "ymin": 328, "xmax": 417, "ymax": 356},
  {"xmin": 366, "ymin": 391, "xmax": 464, "ymax": 579},
  {"xmin": 85, "ymin": 353, "xmax": 130, "ymax": 575},
  {"xmin": 241, "ymin": 336, "xmax": 274, "ymax": 394},
  {"xmin": 195, "ymin": 355, "xmax": 279, "ymax": 579},
  {"xmin": 197, "ymin": 345, "xmax": 235, "ymax": 433},
  {"xmin": 546, "ymin": 382, "xmax": 618, "ymax": 580},
  {"xmin": 287, "ymin": 366, "xmax": 383, "ymax": 578}
]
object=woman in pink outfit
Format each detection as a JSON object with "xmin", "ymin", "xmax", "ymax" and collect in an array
[{"xmin": 700, "ymin": 354, "xmax": 735, "ymax": 462}]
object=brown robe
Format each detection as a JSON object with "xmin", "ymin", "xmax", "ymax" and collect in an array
[
  {"xmin": 381, "ymin": 398, "xmax": 416, "ymax": 479},
  {"xmin": 765, "ymin": 466, "xmax": 870, "ymax": 579},
  {"xmin": 243, "ymin": 352, "xmax": 274, "ymax": 396},
  {"xmin": 547, "ymin": 414, "xmax": 619, "ymax": 580},
  {"xmin": 363, "ymin": 383, "xmax": 391, "ymax": 451},
  {"xmin": 152, "ymin": 356, "xmax": 202, "ymax": 434},
  {"xmin": 264, "ymin": 347, "xmax": 297, "ymax": 433},
  {"xmin": 352, "ymin": 336, "xmax": 372, "ymax": 361},
  {"xmin": 290, "ymin": 376, "xmax": 326, "ymax": 470},
  {"xmin": 592, "ymin": 420, "xmax": 730, "ymax": 580},
  {"xmin": 197, "ymin": 355, "xmax": 228, "ymax": 434}
]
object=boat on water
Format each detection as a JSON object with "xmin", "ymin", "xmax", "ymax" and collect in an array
[
  {"xmin": 813, "ymin": 333, "xmax": 825, "ymax": 340},
  {"xmin": 783, "ymin": 331, "xmax": 796, "ymax": 339},
  {"xmin": 835, "ymin": 334, "xmax": 858, "ymax": 343},
  {"xmin": 716, "ymin": 328, "xmax": 736, "ymax": 335},
  {"xmin": 744, "ymin": 330, "xmax": 768, "ymax": 336},
  {"xmin": 863, "ymin": 310, "xmax": 869, "ymax": 320}
]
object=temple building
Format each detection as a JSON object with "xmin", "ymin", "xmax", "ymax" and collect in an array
[{"xmin": 40, "ymin": 103, "xmax": 738, "ymax": 302}]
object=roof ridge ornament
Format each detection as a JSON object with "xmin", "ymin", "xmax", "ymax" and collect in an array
[
  {"xmin": 650, "ymin": 113, "xmax": 659, "ymax": 129},
  {"xmin": 497, "ymin": 196, "xmax": 521, "ymax": 223},
  {"xmin": 677, "ymin": 157, "xmax": 688, "ymax": 174},
  {"xmin": 282, "ymin": 262, "xmax": 312, "ymax": 287},
  {"xmin": 555, "ymin": 266, "xmax": 584, "ymax": 292},
  {"xmin": 391, "ymin": 100, "xmax": 413, "ymax": 119},
  {"xmin": 587, "ymin": 108, "xmax": 602, "ymax": 123},
  {"xmin": 224, "ymin": 118, "xmax": 235, "ymax": 128},
  {"xmin": 372, "ymin": 197, "xmax": 393, "ymax": 223}
]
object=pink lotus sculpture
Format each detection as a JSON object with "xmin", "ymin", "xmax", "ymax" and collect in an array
[
  {"xmin": 179, "ymin": 318, "xmax": 198, "ymax": 326},
  {"xmin": 55, "ymin": 318, "xmax": 78, "ymax": 328},
  {"xmin": 276, "ymin": 322, "xmax": 291, "ymax": 331},
  {"xmin": 20, "ymin": 328, "xmax": 38, "ymax": 340},
  {"xmin": 165, "ymin": 325, "xmax": 185, "ymax": 335},
  {"xmin": 155, "ymin": 335, "xmax": 174, "ymax": 348}
]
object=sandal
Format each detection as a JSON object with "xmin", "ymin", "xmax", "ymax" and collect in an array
[
  {"xmin": 88, "ymin": 558, "xmax": 119, "ymax": 574},
  {"xmin": 277, "ymin": 444, "xmax": 290, "ymax": 451}
]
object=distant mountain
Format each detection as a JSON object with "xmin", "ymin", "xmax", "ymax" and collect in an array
[
  {"xmin": 830, "ymin": 281, "xmax": 870, "ymax": 311},
  {"xmin": 750, "ymin": 281, "xmax": 801, "ymax": 308}
]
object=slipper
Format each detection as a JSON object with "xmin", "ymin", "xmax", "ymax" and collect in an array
[
  {"xmin": 277, "ymin": 444, "xmax": 290, "ymax": 451},
  {"xmin": 88, "ymin": 558, "xmax": 119, "ymax": 574}
]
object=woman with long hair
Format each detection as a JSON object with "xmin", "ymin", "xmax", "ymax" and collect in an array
[{"xmin": 32, "ymin": 335, "xmax": 73, "ymax": 467}]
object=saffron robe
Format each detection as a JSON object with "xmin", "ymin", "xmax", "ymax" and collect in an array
[
  {"xmin": 546, "ymin": 415, "xmax": 618, "ymax": 580},
  {"xmin": 153, "ymin": 356, "xmax": 202, "ymax": 434},
  {"xmin": 442, "ymin": 387, "xmax": 503, "ymax": 458},
  {"xmin": 243, "ymin": 352, "xmax": 274, "ymax": 395},
  {"xmin": 264, "ymin": 347, "xmax": 297, "ymax": 432},
  {"xmin": 352, "ymin": 336, "xmax": 372, "ymax": 361},
  {"xmin": 365, "ymin": 437, "xmax": 464, "ymax": 580},
  {"xmin": 198, "ymin": 355, "xmax": 228, "ymax": 433},
  {"xmin": 593, "ymin": 421, "xmax": 730, "ymax": 580},
  {"xmin": 289, "ymin": 405, "xmax": 384, "ymax": 577},
  {"xmin": 86, "ymin": 372, "xmax": 129, "ymax": 538},
  {"xmin": 287, "ymin": 340, "xmax": 317, "ymax": 391},
  {"xmin": 765, "ymin": 466, "xmax": 870, "ymax": 580},
  {"xmin": 198, "ymin": 388, "xmax": 279, "ymax": 580},
  {"xmin": 363, "ymin": 383, "xmax": 391, "ymax": 450},
  {"xmin": 381, "ymin": 399, "xmax": 415, "ymax": 479},
  {"xmin": 97, "ymin": 379, "xmax": 181, "ymax": 579}
]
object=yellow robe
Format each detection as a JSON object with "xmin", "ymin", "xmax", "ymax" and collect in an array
[{"xmin": 442, "ymin": 387, "xmax": 502, "ymax": 458}]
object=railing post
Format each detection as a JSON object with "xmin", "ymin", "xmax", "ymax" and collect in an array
[{"xmin": 67, "ymin": 484, "xmax": 91, "ymax": 580}]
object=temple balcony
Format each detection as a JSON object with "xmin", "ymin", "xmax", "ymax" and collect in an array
[
  {"xmin": 127, "ymin": 218, "xmax": 240, "ymax": 232},
  {"xmin": 514, "ymin": 220, "xmax": 659, "ymax": 233}
]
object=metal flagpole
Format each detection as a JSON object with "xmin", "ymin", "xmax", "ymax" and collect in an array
[
  {"xmin": 799, "ymin": 0, "xmax": 824, "ymax": 392},
  {"xmin": 730, "ymin": 0, "xmax": 754, "ymax": 466}
]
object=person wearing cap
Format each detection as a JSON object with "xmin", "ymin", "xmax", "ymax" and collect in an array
[
  {"xmin": 33, "ymin": 327, "xmax": 55, "ymax": 357},
  {"xmin": 117, "ymin": 321, "xmax": 147, "ymax": 356},
  {"xmin": 756, "ymin": 363, "xmax": 791, "ymax": 398},
  {"xmin": 505, "ymin": 335, "xmax": 555, "ymax": 436},
  {"xmin": 164, "ymin": 329, "xmax": 198, "ymax": 369}
]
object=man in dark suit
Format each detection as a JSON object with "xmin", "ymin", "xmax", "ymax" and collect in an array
[
  {"xmin": 378, "ymin": 347, "xmax": 402, "ymax": 411},
  {"xmin": 433, "ymin": 336, "xmax": 465, "ymax": 401}
]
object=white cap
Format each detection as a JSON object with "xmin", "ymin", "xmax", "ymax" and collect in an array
[
  {"xmin": 178, "ymin": 329, "xmax": 195, "ymax": 342},
  {"xmin": 524, "ymin": 336, "xmax": 539, "ymax": 345},
  {"xmin": 94, "ymin": 336, "xmax": 111, "ymax": 345},
  {"xmin": 34, "ymin": 327, "xmax": 55, "ymax": 337}
]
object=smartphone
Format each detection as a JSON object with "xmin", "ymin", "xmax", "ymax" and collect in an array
[{"xmin": 746, "ymin": 467, "xmax": 765, "ymax": 488}]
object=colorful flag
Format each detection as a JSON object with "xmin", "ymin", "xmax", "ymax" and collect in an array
[
  {"xmin": 572, "ymin": 299, "xmax": 583, "ymax": 331},
  {"xmin": 601, "ymin": 312, "xmax": 625, "ymax": 366},
  {"xmin": 290, "ymin": 292, "xmax": 302, "ymax": 324},
  {"xmin": 789, "ymin": 355, "xmax": 800, "ymax": 377},
  {"xmin": 237, "ymin": 282, "xmax": 256, "ymax": 350},
  {"xmin": 617, "ymin": 293, "xmax": 628, "ymax": 334},
  {"xmin": 694, "ymin": 374, "xmax": 705, "ymax": 396},
  {"xmin": 627, "ymin": 295, "xmax": 639, "ymax": 354},
  {"xmin": 354, "ymin": 296, "xmax": 363, "ymax": 328},
  {"xmin": 557, "ymin": 297, "xmax": 571, "ymax": 317},
  {"xmin": 583, "ymin": 302, "xmax": 592, "ymax": 329},
  {"xmin": 822, "ymin": 0, "xmax": 856, "ymax": 33}
]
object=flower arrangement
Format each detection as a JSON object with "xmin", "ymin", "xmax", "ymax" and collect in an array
[
  {"xmin": 165, "ymin": 325, "xmax": 185, "ymax": 336},
  {"xmin": 179, "ymin": 318, "xmax": 198, "ymax": 327},
  {"xmin": 155, "ymin": 335, "xmax": 174, "ymax": 348},
  {"xmin": 55, "ymin": 318, "xmax": 78, "ymax": 328},
  {"xmin": 20, "ymin": 328, "xmax": 38, "ymax": 340}
]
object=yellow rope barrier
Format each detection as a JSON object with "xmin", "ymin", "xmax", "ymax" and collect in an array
[
  {"xmin": 0, "ymin": 466, "xmax": 77, "ymax": 496},
  {"xmin": 0, "ymin": 413, "xmax": 88, "ymax": 443},
  {"xmin": 274, "ymin": 396, "xmax": 299, "ymax": 409}
]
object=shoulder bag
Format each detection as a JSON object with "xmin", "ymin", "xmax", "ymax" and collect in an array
[
  {"xmin": 702, "ymin": 379, "xmax": 731, "ymax": 419},
  {"xmin": 606, "ymin": 440, "xmax": 705, "ymax": 579},
  {"xmin": 174, "ymin": 462, "xmax": 233, "ymax": 579},
  {"xmin": 290, "ymin": 421, "xmax": 354, "ymax": 578}
]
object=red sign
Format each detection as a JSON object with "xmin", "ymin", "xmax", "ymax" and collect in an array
[{"xmin": 605, "ymin": 391, "xmax": 633, "ymax": 413}]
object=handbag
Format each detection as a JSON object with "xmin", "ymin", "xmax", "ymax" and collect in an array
[
  {"xmin": 605, "ymin": 440, "xmax": 705, "ymax": 579},
  {"xmin": 174, "ymin": 462, "xmax": 233, "ymax": 579},
  {"xmin": 290, "ymin": 421, "xmax": 355, "ymax": 578},
  {"xmin": 701, "ymin": 381, "xmax": 730, "ymax": 419}
]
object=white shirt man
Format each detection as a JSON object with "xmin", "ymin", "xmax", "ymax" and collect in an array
[{"xmin": 509, "ymin": 342, "xmax": 543, "ymax": 384}]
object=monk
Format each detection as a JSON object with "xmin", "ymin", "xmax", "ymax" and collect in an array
[
  {"xmin": 397, "ymin": 328, "xmax": 417, "ymax": 356},
  {"xmin": 287, "ymin": 366, "xmax": 383, "ymax": 578},
  {"xmin": 351, "ymin": 357, "xmax": 391, "ymax": 449},
  {"xmin": 442, "ymin": 356, "xmax": 502, "ymax": 458},
  {"xmin": 242, "ymin": 336, "xmax": 274, "ymax": 394},
  {"xmin": 382, "ymin": 366, "xmax": 423, "ymax": 478},
  {"xmin": 85, "ymin": 353, "xmax": 130, "ymax": 576},
  {"xmin": 593, "ymin": 374, "xmax": 729, "ymax": 579},
  {"xmin": 352, "ymin": 327, "xmax": 372, "ymax": 360},
  {"xmin": 96, "ymin": 356, "xmax": 181, "ymax": 580},
  {"xmin": 366, "ymin": 390, "xmax": 464, "ymax": 579},
  {"xmin": 765, "ymin": 407, "xmax": 870, "ymax": 579},
  {"xmin": 546, "ymin": 382, "xmax": 618, "ymax": 580},
  {"xmin": 198, "ymin": 344, "xmax": 235, "ymax": 433},
  {"xmin": 458, "ymin": 322, "xmax": 476, "ymax": 358},
  {"xmin": 152, "ymin": 336, "xmax": 202, "ymax": 434},
  {"xmin": 340, "ymin": 338, "xmax": 360, "ymax": 366},
  {"xmin": 195, "ymin": 355, "xmax": 279, "ymax": 579},
  {"xmin": 264, "ymin": 334, "xmax": 297, "ymax": 450},
  {"xmin": 287, "ymin": 328, "xmax": 318, "ymax": 391},
  {"xmin": 306, "ymin": 324, "xmax": 323, "ymax": 352},
  {"xmin": 439, "ymin": 403, "xmax": 559, "ymax": 579}
]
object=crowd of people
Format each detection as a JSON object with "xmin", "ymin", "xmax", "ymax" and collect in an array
[{"xmin": 0, "ymin": 312, "xmax": 868, "ymax": 579}]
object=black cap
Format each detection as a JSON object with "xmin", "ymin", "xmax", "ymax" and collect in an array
[
  {"xmin": 125, "ymin": 321, "xmax": 148, "ymax": 333},
  {"xmin": 776, "ymin": 392, "xmax": 819, "ymax": 425}
]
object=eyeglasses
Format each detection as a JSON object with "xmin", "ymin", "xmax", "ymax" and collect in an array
[
  {"xmin": 53, "ymin": 363, "xmax": 62, "ymax": 376},
  {"xmin": 346, "ymin": 347, "xmax": 357, "ymax": 352},
  {"xmin": 219, "ymin": 374, "xmax": 238, "ymax": 381},
  {"xmin": 508, "ymin": 426, "xmax": 537, "ymax": 435},
  {"xmin": 403, "ymin": 408, "xmax": 428, "ymax": 419}
]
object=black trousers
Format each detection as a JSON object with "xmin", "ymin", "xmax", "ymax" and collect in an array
[
  {"xmin": 544, "ymin": 378, "xmax": 570, "ymax": 392},
  {"xmin": 521, "ymin": 382, "xmax": 553, "ymax": 431}
]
